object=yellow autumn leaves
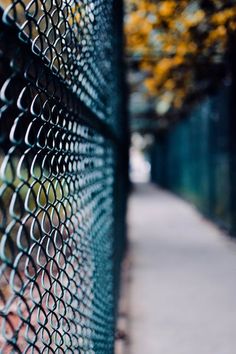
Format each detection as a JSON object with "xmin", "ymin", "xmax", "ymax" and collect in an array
[{"xmin": 125, "ymin": 0, "xmax": 236, "ymax": 117}]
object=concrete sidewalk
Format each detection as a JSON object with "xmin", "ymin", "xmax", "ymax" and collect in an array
[{"xmin": 128, "ymin": 184, "xmax": 236, "ymax": 354}]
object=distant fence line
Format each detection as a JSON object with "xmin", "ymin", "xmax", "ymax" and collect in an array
[{"xmin": 151, "ymin": 82, "xmax": 236, "ymax": 235}]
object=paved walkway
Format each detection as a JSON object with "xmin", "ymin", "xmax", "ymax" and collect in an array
[{"xmin": 128, "ymin": 184, "xmax": 236, "ymax": 354}]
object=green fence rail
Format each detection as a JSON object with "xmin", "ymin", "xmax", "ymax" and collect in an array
[
  {"xmin": 151, "ymin": 82, "xmax": 236, "ymax": 235},
  {"xmin": 0, "ymin": 1, "xmax": 127, "ymax": 352}
]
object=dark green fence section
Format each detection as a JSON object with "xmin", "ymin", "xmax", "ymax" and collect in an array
[
  {"xmin": 0, "ymin": 1, "xmax": 127, "ymax": 353},
  {"xmin": 151, "ymin": 83, "xmax": 236, "ymax": 234}
]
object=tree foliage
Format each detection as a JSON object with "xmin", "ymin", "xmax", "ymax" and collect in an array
[{"xmin": 125, "ymin": 0, "xmax": 236, "ymax": 119}]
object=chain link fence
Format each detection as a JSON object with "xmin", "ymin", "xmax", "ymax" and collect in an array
[
  {"xmin": 0, "ymin": 0, "xmax": 127, "ymax": 352},
  {"xmin": 151, "ymin": 83, "xmax": 236, "ymax": 235}
]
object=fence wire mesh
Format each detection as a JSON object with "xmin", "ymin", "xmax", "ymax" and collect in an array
[{"xmin": 0, "ymin": 0, "xmax": 127, "ymax": 352}]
